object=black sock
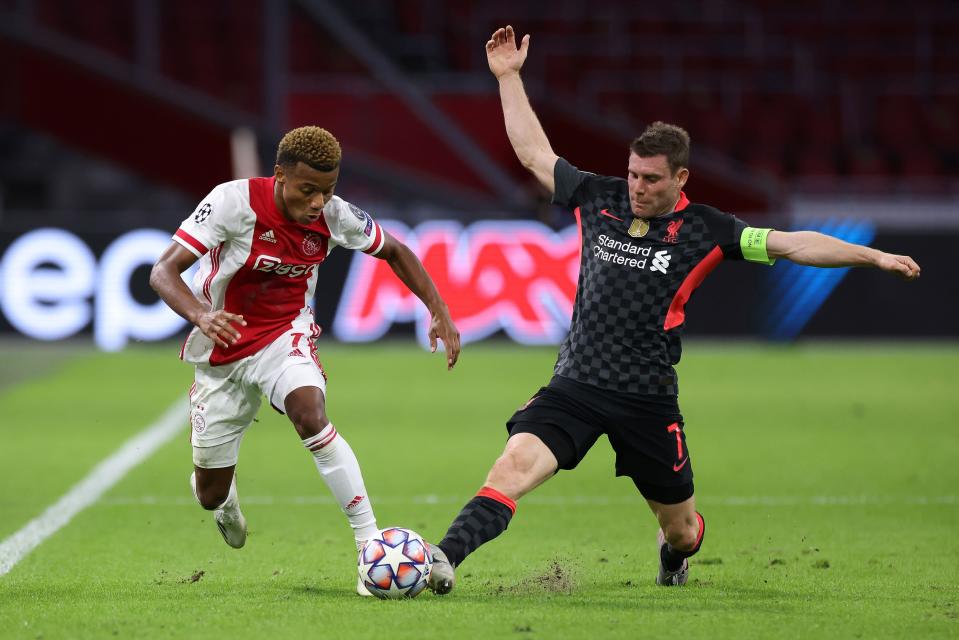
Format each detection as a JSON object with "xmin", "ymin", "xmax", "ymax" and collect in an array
[
  {"xmin": 661, "ymin": 511, "xmax": 705, "ymax": 571},
  {"xmin": 438, "ymin": 487, "xmax": 515, "ymax": 567}
]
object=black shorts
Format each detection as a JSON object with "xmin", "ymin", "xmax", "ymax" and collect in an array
[{"xmin": 506, "ymin": 375, "xmax": 693, "ymax": 504}]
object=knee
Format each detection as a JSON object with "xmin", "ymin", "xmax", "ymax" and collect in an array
[
  {"xmin": 196, "ymin": 487, "xmax": 229, "ymax": 511},
  {"xmin": 486, "ymin": 449, "xmax": 539, "ymax": 497},
  {"xmin": 284, "ymin": 387, "xmax": 329, "ymax": 439},
  {"xmin": 287, "ymin": 406, "xmax": 328, "ymax": 439},
  {"xmin": 663, "ymin": 516, "xmax": 700, "ymax": 552},
  {"xmin": 192, "ymin": 472, "xmax": 230, "ymax": 510}
]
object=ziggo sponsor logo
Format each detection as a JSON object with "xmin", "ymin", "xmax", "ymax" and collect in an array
[
  {"xmin": 334, "ymin": 221, "xmax": 580, "ymax": 345},
  {"xmin": 252, "ymin": 255, "xmax": 316, "ymax": 278}
]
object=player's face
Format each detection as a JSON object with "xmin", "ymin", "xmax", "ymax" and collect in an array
[
  {"xmin": 274, "ymin": 161, "xmax": 340, "ymax": 224},
  {"xmin": 626, "ymin": 153, "xmax": 688, "ymax": 219}
]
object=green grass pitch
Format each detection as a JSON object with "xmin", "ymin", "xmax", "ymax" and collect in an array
[{"xmin": 0, "ymin": 341, "xmax": 957, "ymax": 639}]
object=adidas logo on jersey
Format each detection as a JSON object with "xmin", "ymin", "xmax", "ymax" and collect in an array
[
  {"xmin": 259, "ymin": 229, "xmax": 277, "ymax": 243},
  {"xmin": 288, "ymin": 348, "xmax": 305, "ymax": 358}
]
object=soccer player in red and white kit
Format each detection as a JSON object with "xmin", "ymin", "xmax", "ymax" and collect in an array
[{"xmin": 150, "ymin": 126, "xmax": 460, "ymax": 595}]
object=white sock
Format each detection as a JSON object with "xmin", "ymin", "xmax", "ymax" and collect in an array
[
  {"xmin": 190, "ymin": 471, "xmax": 200, "ymax": 505},
  {"xmin": 303, "ymin": 423, "xmax": 378, "ymax": 546}
]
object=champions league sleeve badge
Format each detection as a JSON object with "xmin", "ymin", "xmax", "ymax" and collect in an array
[
  {"xmin": 193, "ymin": 203, "xmax": 213, "ymax": 224},
  {"xmin": 348, "ymin": 203, "xmax": 369, "ymax": 221}
]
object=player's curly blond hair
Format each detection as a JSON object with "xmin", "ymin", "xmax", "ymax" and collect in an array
[{"xmin": 276, "ymin": 126, "xmax": 341, "ymax": 171}]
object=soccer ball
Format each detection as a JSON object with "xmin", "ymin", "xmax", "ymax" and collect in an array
[{"xmin": 358, "ymin": 527, "xmax": 432, "ymax": 599}]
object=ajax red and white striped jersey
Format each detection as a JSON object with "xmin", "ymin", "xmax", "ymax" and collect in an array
[{"xmin": 173, "ymin": 176, "xmax": 385, "ymax": 366}]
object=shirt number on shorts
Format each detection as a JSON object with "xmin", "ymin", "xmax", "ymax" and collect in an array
[{"xmin": 667, "ymin": 422, "xmax": 688, "ymax": 472}]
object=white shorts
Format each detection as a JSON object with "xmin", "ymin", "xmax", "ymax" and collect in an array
[{"xmin": 189, "ymin": 325, "xmax": 327, "ymax": 469}]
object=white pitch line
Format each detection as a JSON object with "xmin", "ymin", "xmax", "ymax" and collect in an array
[
  {"xmin": 95, "ymin": 494, "xmax": 959, "ymax": 507},
  {"xmin": 0, "ymin": 398, "xmax": 187, "ymax": 577}
]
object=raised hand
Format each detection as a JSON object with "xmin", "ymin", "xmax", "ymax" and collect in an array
[
  {"xmin": 876, "ymin": 253, "xmax": 921, "ymax": 281},
  {"xmin": 197, "ymin": 309, "xmax": 247, "ymax": 348},
  {"xmin": 486, "ymin": 25, "xmax": 529, "ymax": 79},
  {"xmin": 429, "ymin": 309, "xmax": 461, "ymax": 370}
]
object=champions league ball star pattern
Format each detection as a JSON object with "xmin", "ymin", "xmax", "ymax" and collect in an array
[{"xmin": 358, "ymin": 527, "xmax": 432, "ymax": 599}]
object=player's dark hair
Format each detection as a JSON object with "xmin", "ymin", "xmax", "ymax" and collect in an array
[
  {"xmin": 276, "ymin": 126, "xmax": 342, "ymax": 171},
  {"xmin": 630, "ymin": 121, "xmax": 690, "ymax": 174}
]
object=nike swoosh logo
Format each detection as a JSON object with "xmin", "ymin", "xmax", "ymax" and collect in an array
[
  {"xmin": 599, "ymin": 209, "xmax": 624, "ymax": 221},
  {"xmin": 673, "ymin": 457, "xmax": 689, "ymax": 472}
]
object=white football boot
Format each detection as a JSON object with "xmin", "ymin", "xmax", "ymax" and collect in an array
[
  {"xmin": 655, "ymin": 528, "xmax": 688, "ymax": 586},
  {"xmin": 213, "ymin": 504, "xmax": 247, "ymax": 549},
  {"xmin": 355, "ymin": 539, "xmax": 374, "ymax": 596},
  {"xmin": 427, "ymin": 543, "xmax": 455, "ymax": 595},
  {"xmin": 356, "ymin": 577, "xmax": 373, "ymax": 597}
]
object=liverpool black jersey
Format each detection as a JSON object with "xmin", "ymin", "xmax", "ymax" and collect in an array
[{"xmin": 552, "ymin": 157, "xmax": 772, "ymax": 397}]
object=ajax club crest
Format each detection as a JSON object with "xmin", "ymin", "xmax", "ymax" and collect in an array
[{"xmin": 302, "ymin": 232, "xmax": 324, "ymax": 256}]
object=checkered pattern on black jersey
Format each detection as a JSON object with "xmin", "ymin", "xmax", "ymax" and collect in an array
[{"xmin": 551, "ymin": 158, "xmax": 745, "ymax": 397}]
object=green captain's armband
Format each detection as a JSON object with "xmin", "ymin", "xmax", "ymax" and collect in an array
[{"xmin": 740, "ymin": 227, "xmax": 777, "ymax": 265}]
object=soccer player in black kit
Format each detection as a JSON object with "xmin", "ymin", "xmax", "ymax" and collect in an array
[{"xmin": 426, "ymin": 25, "xmax": 921, "ymax": 593}]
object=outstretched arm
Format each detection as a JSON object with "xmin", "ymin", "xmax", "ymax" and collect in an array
[
  {"xmin": 486, "ymin": 25, "xmax": 559, "ymax": 193},
  {"xmin": 766, "ymin": 230, "xmax": 920, "ymax": 280},
  {"xmin": 375, "ymin": 232, "xmax": 461, "ymax": 369}
]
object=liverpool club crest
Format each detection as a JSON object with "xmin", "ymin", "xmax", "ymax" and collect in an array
[{"xmin": 664, "ymin": 219, "xmax": 684, "ymax": 243}]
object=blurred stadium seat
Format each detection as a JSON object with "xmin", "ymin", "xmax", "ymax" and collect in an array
[
  {"xmin": 0, "ymin": 0, "xmax": 955, "ymax": 346},
  {"xmin": 4, "ymin": 0, "xmax": 957, "ymax": 222}
]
